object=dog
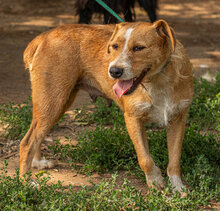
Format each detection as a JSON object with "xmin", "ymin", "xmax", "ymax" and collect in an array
[
  {"xmin": 75, "ymin": 0, "xmax": 157, "ymax": 24},
  {"xmin": 20, "ymin": 20, "xmax": 193, "ymax": 194}
]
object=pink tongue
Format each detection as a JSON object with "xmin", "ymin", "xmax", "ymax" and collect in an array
[{"xmin": 113, "ymin": 79, "xmax": 133, "ymax": 98}]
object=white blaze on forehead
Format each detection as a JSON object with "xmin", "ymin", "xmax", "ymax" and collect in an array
[
  {"xmin": 108, "ymin": 27, "xmax": 134, "ymax": 68},
  {"xmin": 108, "ymin": 27, "xmax": 134, "ymax": 80},
  {"xmin": 122, "ymin": 27, "xmax": 134, "ymax": 53}
]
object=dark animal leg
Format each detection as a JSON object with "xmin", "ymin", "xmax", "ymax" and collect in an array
[
  {"xmin": 79, "ymin": 8, "xmax": 93, "ymax": 24},
  {"xmin": 138, "ymin": 0, "xmax": 157, "ymax": 22}
]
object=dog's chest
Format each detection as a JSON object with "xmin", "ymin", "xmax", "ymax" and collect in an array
[
  {"xmin": 147, "ymin": 93, "xmax": 175, "ymax": 126},
  {"xmin": 129, "ymin": 83, "xmax": 189, "ymax": 126}
]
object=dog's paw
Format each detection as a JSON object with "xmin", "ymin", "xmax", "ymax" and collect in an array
[
  {"xmin": 169, "ymin": 175, "xmax": 187, "ymax": 197},
  {"xmin": 146, "ymin": 165, "xmax": 166, "ymax": 190},
  {"xmin": 32, "ymin": 159, "xmax": 57, "ymax": 170}
]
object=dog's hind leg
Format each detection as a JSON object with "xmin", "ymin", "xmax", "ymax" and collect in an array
[
  {"xmin": 166, "ymin": 109, "xmax": 189, "ymax": 194},
  {"xmin": 20, "ymin": 77, "xmax": 78, "ymax": 176},
  {"xmin": 32, "ymin": 91, "xmax": 78, "ymax": 171},
  {"xmin": 124, "ymin": 113, "xmax": 166, "ymax": 190}
]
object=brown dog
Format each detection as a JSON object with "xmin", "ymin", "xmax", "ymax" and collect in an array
[{"xmin": 20, "ymin": 20, "xmax": 193, "ymax": 194}]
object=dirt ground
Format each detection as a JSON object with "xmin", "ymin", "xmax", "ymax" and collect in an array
[{"xmin": 0, "ymin": 0, "xmax": 219, "ymax": 205}]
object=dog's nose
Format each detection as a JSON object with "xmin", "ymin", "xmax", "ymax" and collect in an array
[{"xmin": 109, "ymin": 67, "xmax": 123, "ymax": 78}]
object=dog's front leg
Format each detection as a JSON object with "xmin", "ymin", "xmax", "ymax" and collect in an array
[
  {"xmin": 124, "ymin": 112, "xmax": 165, "ymax": 190},
  {"xmin": 166, "ymin": 109, "xmax": 189, "ymax": 194}
]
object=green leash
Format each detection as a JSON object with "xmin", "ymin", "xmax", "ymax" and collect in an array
[{"xmin": 95, "ymin": 0, "xmax": 125, "ymax": 23}]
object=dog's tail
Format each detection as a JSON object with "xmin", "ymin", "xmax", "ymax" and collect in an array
[{"xmin": 23, "ymin": 35, "xmax": 43, "ymax": 70}]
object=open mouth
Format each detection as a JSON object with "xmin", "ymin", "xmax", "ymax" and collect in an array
[{"xmin": 113, "ymin": 66, "xmax": 151, "ymax": 98}]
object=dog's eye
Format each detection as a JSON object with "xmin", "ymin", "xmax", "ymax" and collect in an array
[
  {"xmin": 133, "ymin": 46, "xmax": 145, "ymax": 52},
  {"xmin": 112, "ymin": 44, "xmax": 118, "ymax": 50}
]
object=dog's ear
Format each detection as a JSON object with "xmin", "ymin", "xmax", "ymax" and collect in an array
[
  {"xmin": 153, "ymin": 20, "xmax": 176, "ymax": 52},
  {"xmin": 107, "ymin": 23, "xmax": 125, "ymax": 53}
]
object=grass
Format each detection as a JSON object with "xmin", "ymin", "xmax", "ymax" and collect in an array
[
  {"xmin": 0, "ymin": 97, "xmax": 66, "ymax": 140},
  {"xmin": 0, "ymin": 162, "xmax": 149, "ymax": 210},
  {"xmin": 0, "ymin": 159, "xmax": 219, "ymax": 210},
  {"xmin": 188, "ymin": 71, "xmax": 220, "ymax": 130},
  {"xmin": 0, "ymin": 97, "xmax": 32, "ymax": 140},
  {"xmin": 0, "ymin": 72, "xmax": 219, "ymax": 210},
  {"xmin": 74, "ymin": 96, "xmax": 124, "ymax": 126},
  {"xmin": 50, "ymin": 126, "xmax": 136, "ymax": 174},
  {"xmin": 48, "ymin": 124, "xmax": 219, "ymax": 209}
]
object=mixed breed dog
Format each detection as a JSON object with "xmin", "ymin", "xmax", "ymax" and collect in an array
[{"xmin": 19, "ymin": 0, "xmax": 193, "ymax": 196}]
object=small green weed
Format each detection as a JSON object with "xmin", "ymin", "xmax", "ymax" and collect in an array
[
  {"xmin": 75, "ymin": 97, "xmax": 124, "ymax": 126},
  {"xmin": 0, "ymin": 97, "xmax": 66, "ymax": 140},
  {"xmin": 188, "ymin": 71, "xmax": 220, "ymax": 129},
  {"xmin": 0, "ymin": 97, "xmax": 32, "ymax": 140},
  {"xmin": 50, "ymin": 126, "xmax": 136, "ymax": 174}
]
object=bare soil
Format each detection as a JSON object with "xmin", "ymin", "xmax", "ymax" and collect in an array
[{"xmin": 0, "ymin": 0, "xmax": 219, "ymax": 207}]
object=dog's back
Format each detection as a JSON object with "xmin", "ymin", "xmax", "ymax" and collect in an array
[{"xmin": 23, "ymin": 24, "xmax": 114, "ymax": 71}]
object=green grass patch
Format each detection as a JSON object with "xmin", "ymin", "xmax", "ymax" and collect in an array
[
  {"xmin": 0, "ymin": 97, "xmax": 66, "ymax": 140},
  {"xmin": 0, "ymin": 97, "xmax": 32, "ymax": 140},
  {"xmin": 74, "ymin": 97, "xmax": 124, "ymax": 126},
  {"xmin": 0, "ymin": 159, "xmax": 219, "ymax": 210},
  {"xmin": 188, "ymin": 71, "xmax": 220, "ymax": 129},
  {"xmin": 48, "ymin": 121, "xmax": 219, "ymax": 209},
  {"xmin": 0, "ymin": 161, "xmax": 161, "ymax": 210},
  {"xmin": 0, "ymin": 73, "xmax": 219, "ymax": 209},
  {"xmin": 49, "ymin": 124, "xmax": 219, "ymax": 207},
  {"xmin": 50, "ymin": 124, "xmax": 219, "ymax": 176},
  {"xmin": 50, "ymin": 126, "xmax": 136, "ymax": 174}
]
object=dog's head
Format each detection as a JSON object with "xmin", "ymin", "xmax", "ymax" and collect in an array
[{"xmin": 107, "ymin": 20, "xmax": 176, "ymax": 98}]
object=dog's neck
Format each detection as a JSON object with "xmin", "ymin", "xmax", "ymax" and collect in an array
[
  {"xmin": 149, "ymin": 53, "xmax": 172, "ymax": 78},
  {"xmin": 160, "ymin": 53, "xmax": 171, "ymax": 73}
]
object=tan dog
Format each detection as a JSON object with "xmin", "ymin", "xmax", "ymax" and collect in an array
[{"xmin": 20, "ymin": 20, "xmax": 193, "ymax": 194}]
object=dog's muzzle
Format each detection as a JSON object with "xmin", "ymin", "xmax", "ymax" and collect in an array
[
  {"xmin": 112, "ymin": 66, "xmax": 152, "ymax": 98},
  {"xmin": 109, "ymin": 67, "xmax": 124, "ymax": 78},
  {"xmin": 123, "ymin": 67, "xmax": 151, "ymax": 96}
]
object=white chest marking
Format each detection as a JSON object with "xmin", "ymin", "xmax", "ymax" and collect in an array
[
  {"xmin": 134, "ymin": 81, "xmax": 190, "ymax": 126},
  {"xmin": 149, "ymin": 98, "xmax": 190, "ymax": 126}
]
